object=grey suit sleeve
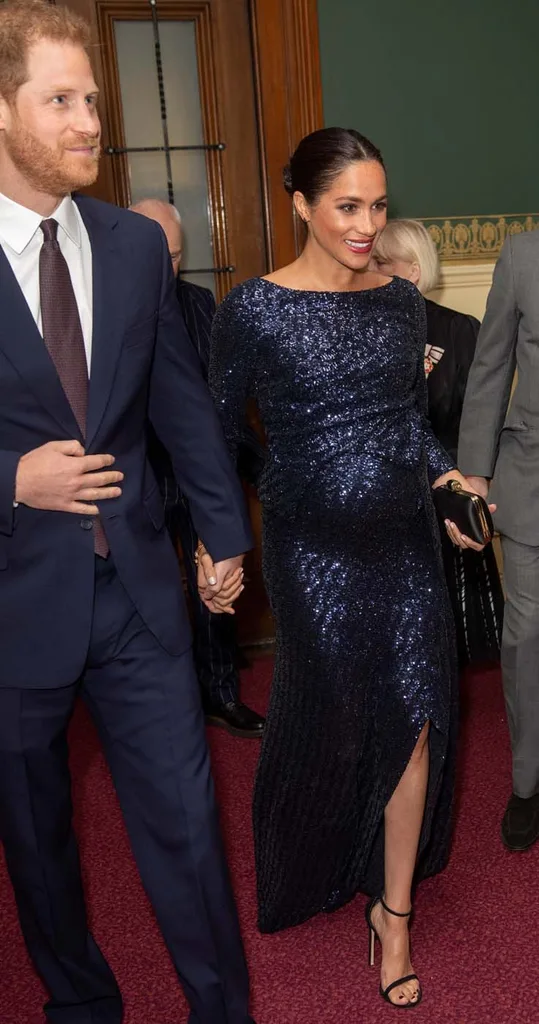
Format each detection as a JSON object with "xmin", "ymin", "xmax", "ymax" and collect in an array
[{"xmin": 457, "ymin": 237, "xmax": 519, "ymax": 477}]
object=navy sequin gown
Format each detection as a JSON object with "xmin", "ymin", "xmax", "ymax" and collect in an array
[{"xmin": 209, "ymin": 276, "xmax": 458, "ymax": 934}]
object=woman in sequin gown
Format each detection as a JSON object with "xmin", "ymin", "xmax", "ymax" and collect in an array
[{"xmin": 208, "ymin": 129, "xmax": 490, "ymax": 1008}]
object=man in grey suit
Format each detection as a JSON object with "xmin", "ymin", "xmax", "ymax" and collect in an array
[{"xmin": 458, "ymin": 230, "xmax": 539, "ymax": 851}]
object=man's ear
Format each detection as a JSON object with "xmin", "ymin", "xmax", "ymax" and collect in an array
[{"xmin": 293, "ymin": 191, "xmax": 310, "ymax": 225}]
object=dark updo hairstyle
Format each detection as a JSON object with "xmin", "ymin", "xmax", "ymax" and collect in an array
[{"xmin": 283, "ymin": 127, "xmax": 385, "ymax": 205}]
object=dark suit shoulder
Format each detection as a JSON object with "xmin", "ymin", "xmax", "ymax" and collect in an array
[
  {"xmin": 177, "ymin": 278, "xmax": 214, "ymax": 306},
  {"xmin": 425, "ymin": 298, "xmax": 480, "ymax": 337},
  {"xmin": 72, "ymin": 192, "xmax": 117, "ymax": 218},
  {"xmin": 73, "ymin": 193, "xmax": 164, "ymax": 245}
]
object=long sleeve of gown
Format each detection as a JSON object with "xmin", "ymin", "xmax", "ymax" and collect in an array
[
  {"xmin": 208, "ymin": 289, "xmax": 255, "ymax": 462},
  {"xmin": 414, "ymin": 293, "xmax": 456, "ymax": 482}
]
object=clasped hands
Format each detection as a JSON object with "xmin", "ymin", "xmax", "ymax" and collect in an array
[
  {"xmin": 195, "ymin": 544, "xmax": 245, "ymax": 615},
  {"xmin": 433, "ymin": 470, "xmax": 496, "ymax": 551}
]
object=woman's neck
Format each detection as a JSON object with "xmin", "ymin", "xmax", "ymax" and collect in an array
[{"xmin": 271, "ymin": 241, "xmax": 382, "ymax": 292}]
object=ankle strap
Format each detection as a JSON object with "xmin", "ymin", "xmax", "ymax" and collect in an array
[{"xmin": 381, "ymin": 896, "xmax": 412, "ymax": 918}]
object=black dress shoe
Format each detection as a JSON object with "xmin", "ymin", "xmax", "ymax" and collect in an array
[
  {"xmin": 501, "ymin": 792, "xmax": 539, "ymax": 851},
  {"xmin": 205, "ymin": 700, "xmax": 265, "ymax": 738}
]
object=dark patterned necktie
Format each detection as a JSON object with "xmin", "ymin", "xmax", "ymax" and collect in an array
[{"xmin": 39, "ymin": 218, "xmax": 109, "ymax": 557}]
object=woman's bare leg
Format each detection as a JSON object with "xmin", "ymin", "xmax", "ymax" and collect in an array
[{"xmin": 370, "ymin": 721, "xmax": 430, "ymax": 1005}]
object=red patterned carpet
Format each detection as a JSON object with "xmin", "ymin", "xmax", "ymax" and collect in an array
[{"xmin": 2, "ymin": 654, "xmax": 538, "ymax": 1024}]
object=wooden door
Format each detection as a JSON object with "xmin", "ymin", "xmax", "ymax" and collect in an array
[{"xmin": 59, "ymin": 0, "xmax": 323, "ymax": 644}]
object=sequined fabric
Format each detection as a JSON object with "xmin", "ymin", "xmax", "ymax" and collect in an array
[{"xmin": 210, "ymin": 276, "xmax": 458, "ymax": 933}]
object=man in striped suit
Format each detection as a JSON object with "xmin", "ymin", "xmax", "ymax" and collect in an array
[{"xmin": 131, "ymin": 199, "xmax": 265, "ymax": 739}]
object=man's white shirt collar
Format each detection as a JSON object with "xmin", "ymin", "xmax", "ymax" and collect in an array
[{"xmin": 0, "ymin": 192, "xmax": 81, "ymax": 255}]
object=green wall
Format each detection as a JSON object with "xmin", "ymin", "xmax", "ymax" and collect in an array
[{"xmin": 318, "ymin": 0, "xmax": 539, "ymax": 218}]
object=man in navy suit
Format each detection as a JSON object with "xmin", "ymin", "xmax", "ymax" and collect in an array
[
  {"xmin": 130, "ymin": 198, "xmax": 265, "ymax": 739},
  {"xmin": 0, "ymin": 4, "xmax": 255, "ymax": 1023}
]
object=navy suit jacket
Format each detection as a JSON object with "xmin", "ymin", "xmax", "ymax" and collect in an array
[{"xmin": 0, "ymin": 194, "xmax": 252, "ymax": 688}]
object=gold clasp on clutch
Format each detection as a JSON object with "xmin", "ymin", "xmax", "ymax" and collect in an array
[{"xmin": 447, "ymin": 478, "xmax": 490, "ymax": 541}]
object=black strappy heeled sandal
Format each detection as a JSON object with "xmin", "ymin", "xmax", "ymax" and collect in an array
[{"xmin": 365, "ymin": 896, "xmax": 422, "ymax": 1008}]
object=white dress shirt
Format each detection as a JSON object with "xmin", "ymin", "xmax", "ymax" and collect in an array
[{"xmin": 0, "ymin": 191, "xmax": 93, "ymax": 370}]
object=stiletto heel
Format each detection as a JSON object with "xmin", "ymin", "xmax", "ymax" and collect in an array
[
  {"xmin": 368, "ymin": 915, "xmax": 376, "ymax": 967},
  {"xmin": 365, "ymin": 896, "xmax": 422, "ymax": 1008}
]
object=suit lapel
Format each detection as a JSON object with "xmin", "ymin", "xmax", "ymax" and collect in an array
[
  {"xmin": 76, "ymin": 197, "xmax": 126, "ymax": 449},
  {"xmin": 0, "ymin": 245, "xmax": 83, "ymax": 439}
]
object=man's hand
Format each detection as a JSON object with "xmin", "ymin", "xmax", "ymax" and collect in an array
[
  {"xmin": 196, "ymin": 546, "xmax": 245, "ymax": 614},
  {"xmin": 15, "ymin": 440, "xmax": 123, "ymax": 515}
]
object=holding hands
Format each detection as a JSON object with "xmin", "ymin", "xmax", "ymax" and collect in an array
[{"xmin": 196, "ymin": 543, "xmax": 245, "ymax": 614}]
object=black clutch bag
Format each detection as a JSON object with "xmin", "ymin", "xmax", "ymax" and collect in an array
[{"xmin": 432, "ymin": 479, "xmax": 493, "ymax": 545}]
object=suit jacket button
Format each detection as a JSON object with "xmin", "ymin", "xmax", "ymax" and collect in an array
[{"xmin": 80, "ymin": 519, "xmax": 94, "ymax": 530}]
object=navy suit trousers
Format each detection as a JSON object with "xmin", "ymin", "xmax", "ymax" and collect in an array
[{"xmin": 0, "ymin": 557, "xmax": 253, "ymax": 1024}]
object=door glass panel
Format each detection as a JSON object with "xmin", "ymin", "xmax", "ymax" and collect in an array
[
  {"xmin": 127, "ymin": 153, "xmax": 169, "ymax": 204},
  {"xmin": 160, "ymin": 21, "xmax": 204, "ymax": 147},
  {"xmin": 114, "ymin": 19, "xmax": 216, "ymax": 294},
  {"xmin": 114, "ymin": 21, "xmax": 162, "ymax": 148},
  {"xmin": 170, "ymin": 151, "xmax": 214, "ymax": 294}
]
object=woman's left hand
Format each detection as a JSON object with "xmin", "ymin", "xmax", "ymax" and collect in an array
[{"xmin": 432, "ymin": 469, "xmax": 497, "ymax": 552}]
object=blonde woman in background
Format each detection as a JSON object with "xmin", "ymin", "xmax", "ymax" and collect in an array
[{"xmin": 372, "ymin": 219, "xmax": 504, "ymax": 667}]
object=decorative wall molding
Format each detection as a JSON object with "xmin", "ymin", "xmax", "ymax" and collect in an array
[{"xmin": 422, "ymin": 214, "xmax": 539, "ymax": 262}]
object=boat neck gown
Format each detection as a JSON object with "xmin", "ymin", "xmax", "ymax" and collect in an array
[{"xmin": 209, "ymin": 275, "xmax": 458, "ymax": 934}]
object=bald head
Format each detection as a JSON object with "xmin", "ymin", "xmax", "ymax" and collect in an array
[{"xmin": 130, "ymin": 198, "xmax": 183, "ymax": 276}]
